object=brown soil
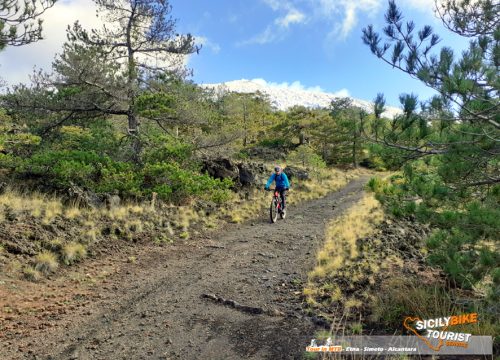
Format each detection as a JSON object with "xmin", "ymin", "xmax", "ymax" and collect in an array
[{"xmin": 0, "ymin": 177, "xmax": 369, "ymax": 360}]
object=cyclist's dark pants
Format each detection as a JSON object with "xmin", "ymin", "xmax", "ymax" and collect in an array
[{"xmin": 277, "ymin": 188, "xmax": 287, "ymax": 209}]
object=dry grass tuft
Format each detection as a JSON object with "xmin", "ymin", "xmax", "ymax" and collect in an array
[
  {"xmin": 304, "ymin": 193, "xmax": 384, "ymax": 319},
  {"xmin": 126, "ymin": 220, "xmax": 144, "ymax": 233},
  {"xmin": 65, "ymin": 206, "xmax": 81, "ymax": 219},
  {"xmin": 48, "ymin": 238, "xmax": 63, "ymax": 251},
  {"xmin": 23, "ymin": 266, "xmax": 42, "ymax": 282},
  {"xmin": 307, "ymin": 194, "xmax": 383, "ymax": 284},
  {"xmin": 0, "ymin": 189, "xmax": 64, "ymax": 222},
  {"xmin": 61, "ymin": 242, "xmax": 87, "ymax": 265},
  {"xmin": 34, "ymin": 251, "xmax": 59, "ymax": 274}
]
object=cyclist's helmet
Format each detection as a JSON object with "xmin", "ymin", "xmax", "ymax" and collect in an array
[{"xmin": 274, "ymin": 165, "xmax": 282, "ymax": 173}]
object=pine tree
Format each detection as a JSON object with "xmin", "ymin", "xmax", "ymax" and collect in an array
[
  {"xmin": 362, "ymin": 0, "xmax": 499, "ymax": 188},
  {"xmin": 67, "ymin": 0, "xmax": 198, "ymax": 135},
  {"xmin": 362, "ymin": 0, "xmax": 499, "ymax": 293},
  {"xmin": 3, "ymin": 0, "xmax": 198, "ymax": 161},
  {"xmin": 0, "ymin": 0, "xmax": 56, "ymax": 50}
]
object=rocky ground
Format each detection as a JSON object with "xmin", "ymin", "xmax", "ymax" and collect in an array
[{"xmin": 0, "ymin": 177, "xmax": 369, "ymax": 359}]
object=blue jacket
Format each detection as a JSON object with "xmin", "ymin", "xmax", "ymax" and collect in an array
[{"xmin": 265, "ymin": 172, "xmax": 290, "ymax": 190}]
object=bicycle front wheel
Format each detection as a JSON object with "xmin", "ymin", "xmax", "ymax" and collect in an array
[
  {"xmin": 270, "ymin": 199, "xmax": 278, "ymax": 223},
  {"xmin": 280, "ymin": 207, "xmax": 286, "ymax": 219}
]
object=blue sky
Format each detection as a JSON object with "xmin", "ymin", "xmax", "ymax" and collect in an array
[
  {"xmin": 169, "ymin": 0, "xmax": 470, "ymax": 107},
  {"xmin": 0, "ymin": 0, "xmax": 470, "ymax": 107}
]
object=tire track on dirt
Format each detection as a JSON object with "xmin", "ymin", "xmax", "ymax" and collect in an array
[{"xmin": 10, "ymin": 177, "xmax": 369, "ymax": 360}]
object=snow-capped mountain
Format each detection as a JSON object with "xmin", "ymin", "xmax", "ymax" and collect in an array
[{"xmin": 202, "ymin": 79, "xmax": 401, "ymax": 118}]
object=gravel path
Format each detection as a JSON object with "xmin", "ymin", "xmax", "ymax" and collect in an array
[{"xmin": 4, "ymin": 177, "xmax": 369, "ymax": 360}]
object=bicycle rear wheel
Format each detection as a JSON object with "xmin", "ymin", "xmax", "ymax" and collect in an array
[{"xmin": 270, "ymin": 199, "xmax": 278, "ymax": 223}]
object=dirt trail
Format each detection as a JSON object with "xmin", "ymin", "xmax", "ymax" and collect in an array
[{"xmin": 3, "ymin": 177, "xmax": 369, "ymax": 360}]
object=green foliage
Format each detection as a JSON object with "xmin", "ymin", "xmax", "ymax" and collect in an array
[
  {"xmin": 135, "ymin": 92, "xmax": 176, "ymax": 119},
  {"xmin": 0, "ymin": 111, "xmax": 41, "ymax": 157},
  {"xmin": 142, "ymin": 134, "xmax": 193, "ymax": 167},
  {"xmin": 19, "ymin": 150, "xmax": 99, "ymax": 187},
  {"xmin": 370, "ymin": 171, "xmax": 499, "ymax": 297},
  {"xmin": 364, "ymin": 143, "xmax": 406, "ymax": 170},
  {"xmin": 362, "ymin": 0, "xmax": 500, "ymax": 303},
  {"xmin": 287, "ymin": 145, "xmax": 326, "ymax": 171},
  {"xmin": 143, "ymin": 161, "xmax": 232, "ymax": 203},
  {"xmin": 52, "ymin": 123, "xmax": 121, "ymax": 155},
  {"xmin": 96, "ymin": 162, "xmax": 142, "ymax": 196},
  {"xmin": 218, "ymin": 91, "xmax": 273, "ymax": 147}
]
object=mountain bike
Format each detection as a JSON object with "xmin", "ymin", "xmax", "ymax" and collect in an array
[{"xmin": 268, "ymin": 188, "xmax": 287, "ymax": 223}]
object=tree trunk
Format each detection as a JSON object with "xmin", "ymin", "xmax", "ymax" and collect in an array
[
  {"xmin": 299, "ymin": 132, "xmax": 305, "ymax": 145},
  {"xmin": 128, "ymin": 111, "xmax": 138, "ymax": 134},
  {"xmin": 243, "ymin": 101, "xmax": 248, "ymax": 147},
  {"xmin": 352, "ymin": 137, "xmax": 357, "ymax": 168}
]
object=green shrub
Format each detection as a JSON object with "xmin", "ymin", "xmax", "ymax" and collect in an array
[
  {"xmin": 142, "ymin": 135, "xmax": 193, "ymax": 166},
  {"xmin": 143, "ymin": 161, "xmax": 233, "ymax": 203},
  {"xmin": 95, "ymin": 162, "xmax": 142, "ymax": 197},
  {"xmin": 373, "ymin": 163, "xmax": 499, "ymax": 297},
  {"xmin": 52, "ymin": 123, "xmax": 121, "ymax": 155},
  {"xmin": 0, "ymin": 112, "xmax": 41, "ymax": 157}
]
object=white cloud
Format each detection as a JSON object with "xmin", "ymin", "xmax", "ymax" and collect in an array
[
  {"xmin": 0, "ymin": 0, "xmax": 204, "ymax": 86},
  {"xmin": 308, "ymin": 0, "xmax": 381, "ymax": 39},
  {"xmin": 240, "ymin": 0, "xmax": 306, "ymax": 45},
  {"xmin": 275, "ymin": 9, "xmax": 306, "ymax": 28},
  {"xmin": 204, "ymin": 78, "xmax": 354, "ymax": 111},
  {"xmin": 238, "ymin": 26, "xmax": 277, "ymax": 45},
  {"xmin": 0, "ymin": 0, "xmax": 101, "ymax": 86},
  {"xmin": 262, "ymin": 0, "xmax": 282, "ymax": 11},
  {"xmin": 250, "ymin": 0, "xmax": 440, "ymax": 44},
  {"xmin": 332, "ymin": 88, "xmax": 350, "ymax": 97}
]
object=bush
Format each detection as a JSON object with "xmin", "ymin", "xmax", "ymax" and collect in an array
[
  {"xmin": 0, "ymin": 116, "xmax": 233, "ymax": 205},
  {"xmin": 142, "ymin": 134, "xmax": 193, "ymax": 167},
  {"xmin": 143, "ymin": 162, "xmax": 233, "ymax": 203},
  {"xmin": 0, "ymin": 112, "xmax": 41, "ymax": 157},
  {"xmin": 52, "ymin": 123, "xmax": 121, "ymax": 155},
  {"xmin": 19, "ymin": 150, "xmax": 98, "ymax": 186},
  {"xmin": 371, "ymin": 163, "xmax": 499, "ymax": 297}
]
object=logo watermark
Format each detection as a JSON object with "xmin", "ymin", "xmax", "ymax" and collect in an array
[
  {"xmin": 305, "ymin": 336, "xmax": 492, "ymax": 355},
  {"xmin": 403, "ymin": 312, "xmax": 478, "ymax": 351}
]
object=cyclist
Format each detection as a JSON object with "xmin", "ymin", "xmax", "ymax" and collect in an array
[{"xmin": 264, "ymin": 166, "xmax": 290, "ymax": 212}]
